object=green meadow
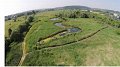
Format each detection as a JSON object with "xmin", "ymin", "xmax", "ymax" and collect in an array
[{"xmin": 5, "ymin": 9, "xmax": 120, "ymax": 66}]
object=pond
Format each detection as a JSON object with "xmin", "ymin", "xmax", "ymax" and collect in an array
[
  {"xmin": 54, "ymin": 23, "xmax": 65, "ymax": 28},
  {"xmin": 38, "ymin": 20, "xmax": 81, "ymax": 44},
  {"xmin": 67, "ymin": 28, "xmax": 81, "ymax": 33},
  {"xmin": 50, "ymin": 18, "xmax": 59, "ymax": 21},
  {"xmin": 54, "ymin": 22, "xmax": 81, "ymax": 33}
]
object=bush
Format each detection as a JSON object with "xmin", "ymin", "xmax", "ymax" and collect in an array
[
  {"xmin": 10, "ymin": 30, "xmax": 23, "ymax": 42},
  {"xmin": 18, "ymin": 23, "xmax": 29, "ymax": 33},
  {"xmin": 5, "ymin": 37, "xmax": 11, "ymax": 53},
  {"xmin": 69, "ymin": 13, "xmax": 77, "ymax": 18},
  {"xmin": 8, "ymin": 28, "xmax": 12, "ymax": 37},
  {"xmin": 116, "ymin": 29, "xmax": 120, "ymax": 35},
  {"xmin": 80, "ymin": 13, "xmax": 89, "ymax": 18},
  {"xmin": 32, "ymin": 10, "xmax": 36, "ymax": 15},
  {"xmin": 27, "ymin": 16, "xmax": 34, "ymax": 22},
  {"xmin": 13, "ymin": 16, "xmax": 17, "ymax": 22},
  {"xmin": 118, "ymin": 24, "xmax": 120, "ymax": 28}
]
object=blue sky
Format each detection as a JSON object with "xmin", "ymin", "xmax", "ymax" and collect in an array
[{"xmin": 0, "ymin": 0, "xmax": 120, "ymax": 15}]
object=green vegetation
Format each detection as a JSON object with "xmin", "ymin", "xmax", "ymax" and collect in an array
[
  {"xmin": 5, "ymin": 42, "xmax": 22, "ymax": 66},
  {"xmin": 5, "ymin": 14, "xmax": 35, "ymax": 66},
  {"xmin": 5, "ymin": 9, "xmax": 120, "ymax": 66}
]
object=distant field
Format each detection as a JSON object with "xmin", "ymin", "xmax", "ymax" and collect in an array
[{"xmin": 5, "ymin": 16, "xmax": 26, "ymax": 37}]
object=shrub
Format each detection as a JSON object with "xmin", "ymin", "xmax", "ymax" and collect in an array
[
  {"xmin": 32, "ymin": 10, "xmax": 36, "ymax": 15},
  {"xmin": 27, "ymin": 16, "xmax": 34, "ymax": 22},
  {"xmin": 10, "ymin": 30, "xmax": 23, "ymax": 42},
  {"xmin": 69, "ymin": 13, "xmax": 77, "ymax": 18},
  {"xmin": 18, "ymin": 23, "xmax": 29, "ymax": 33},
  {"xmin": 80, "ymin": 13, "xmax": 89, "ymax": 18},
  {"xmin": 13, "ymin": 16, "xmax": 17, "ymax": 22},
  {"xmin": 5, "ymin": 37, "xmax": 11, "ymax": 53},
  {"xmin": 116, "ymin": 29, "xmax": 120, "ymax": 35},
  {"xmin": 8, "ymin": 28, "xmax": 12, "ymax": 37},
  {"xmin": 118, "ymin": 24, "xmax": 120, "ymax": 28}
]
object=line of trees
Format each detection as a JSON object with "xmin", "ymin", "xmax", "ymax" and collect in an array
[
  {"xmin": 5, "ymin": 10, "xmax": 36, "ymax": 21},
  {"xmin": 5, "ymin": 16, "xmax": 34, "ymax": 55},
  {"xmin": 10, "ymin": 16, "xmax": 34, "ymax": 42},
  {"xmin": 55, "ymin": 10, "xmax": 120, "ymax": 28},
  {"xmin": 55, "ymin": 10, "xmax": 95, "ymax": 18}
]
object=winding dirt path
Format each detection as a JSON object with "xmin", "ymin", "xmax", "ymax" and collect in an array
[{"xmin": 18, "ymin": 39, "xmax": 28, "ymax": 66}]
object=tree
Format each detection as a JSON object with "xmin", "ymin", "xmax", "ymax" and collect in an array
[
  {"xmin": 13, "ymin": 16, "xmax": 17, "ymax": 22},
  {"xmin": 75, "ymin": 11, "xmax": 80, "ymax": 15},
  {"xmin": 119, "ymin": 16, "xmax": 120, "ymax": 20},
  {"xmin": 32, "ymin": 10, "xmax": 36, "ymax": 15},
  {"xmin": 118, "ymin": 24, "xmax": 120, "ymax": 28},
  {"xmin": 80, "ymin": 13, "xmax": 89, "ymax": 18},
  {"xmin": 5, "ymin": 37, "xmax": 11, "ymax": 52},
  {"xmin": 27, "ymin": 16, "xmax": 34, "ymax": 22},
  {"xmin": 18, "ymin": 24, "xmax": 28, "ymax": 33},
  {"xmin": 62, "ymin": 18, "xmax": 67, "ymax": 21},
  {"xmin": 10, "ymin": 30, "xmax": 23, "ymax": 42},
  {"xmin": 55, "ymin": 13, "xmax": 65, "ymax": 18},
  {"xmin": 69, "ymin": 12, "xmax": 78, "ymax": 18},
  {"xmin": 8, "ymin": 28, "xmax": 12, "ymax": 37}
]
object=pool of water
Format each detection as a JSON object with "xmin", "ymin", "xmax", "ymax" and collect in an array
[
  {"xmin": 50, "ymin": 18, "xmax": 59, "ymax": 21},
  {"xmin": 39, "ymin": 21, "xmax": 81, "ymax": 44},
  {"xmin": 54, "ymin": 23, "xmax": 65, "ymax": 28},
  {"xmin": 67, "ymin": 28, "xmax": 80, "ymax": 33},
  {"xmin": 55, "ymin": 23, "xmax": 81, "ymax": 33}
]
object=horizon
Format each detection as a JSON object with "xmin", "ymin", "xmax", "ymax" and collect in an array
[
  {"xmin": 1, "ymin": 0, "xmax": 120, "ymax": 16},
  {"xmin": 5, "ymin": 5, "xmax": 120, "ymax": 16}
]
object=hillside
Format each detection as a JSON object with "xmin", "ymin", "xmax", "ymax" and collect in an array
[{"xmin": 5, "ymin": 6, "xmax": 120, "ymax": 66}]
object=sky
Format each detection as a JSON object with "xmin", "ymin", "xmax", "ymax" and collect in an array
[{"xmin": 0, "ymin": 0, "xmax": 120, "ymax": 16}]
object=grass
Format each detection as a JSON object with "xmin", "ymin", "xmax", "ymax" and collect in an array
[
  {"xmin": 22, "ymin": 11, "xmax": 120, "ymax": 66},
  {"xmin": 22, "ymin": 43, "xmax": 87, "ymax": 66},
  {"xmin": 5, "ymin": 10, "xmax": 120, "ymax": 66},
  {"xmin": 25, "ymin": 15, "xmax": 64, "ymax": 52},
  {"xmin": 79, "ymin": 27, "xmax": 120, "ymax": 65},
  {"xmin": 22, "ymin": 26, "xmax": 120, "ymax": 66},
  {"xmin": 38, "ymin": 18, "xmax": 105, "ymax": 49}
]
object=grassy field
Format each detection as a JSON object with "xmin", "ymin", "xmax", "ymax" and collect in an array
[
  {"xmin": 5, "ymin": 10, "xmax": 120, "ymax": 66},
  {"xmin": 25, "ymin": 15, "xmax": 63, "ymax": 52},
  {"xmin": 22, "ymin": 26, "xmax": 120, "ymax": 66},
  {"xmin": 37, "ymin": 18, "xmax": 105, "ymax": 48}
]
